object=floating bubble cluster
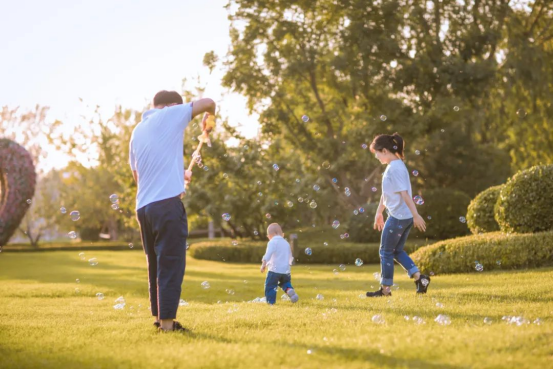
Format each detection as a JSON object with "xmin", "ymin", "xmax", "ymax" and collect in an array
[{"xmin": 435, "ymin": 314, "xmax": 452, "ymax": 325}]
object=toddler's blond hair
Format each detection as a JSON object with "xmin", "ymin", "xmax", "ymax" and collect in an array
[{"xmin": 267, "ymin": 223, "xmax": 284, "ymax": 237}]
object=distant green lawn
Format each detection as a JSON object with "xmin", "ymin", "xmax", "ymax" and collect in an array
[{"xmin": 0, "ymin": 251, "xmax": 551, "ymax": 369}]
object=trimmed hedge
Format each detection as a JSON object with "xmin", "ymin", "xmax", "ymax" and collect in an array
[
  {"xmin": 495, "ymin": 165, "xmax": 553, "ymax": 234},
  {"xmin": 189, "ymin": 238, "xmax": 429, "ymax": 264},
  {"xmin": 347, "ymin": 203, "xmax": 381, "ymax": 243},
  {"xmin": 410, "ymin": 231, "xmax": 553, "ymax": 274},
  {"xmin": 466, "ymin": 185, "xmax": 503, "ymax": 234},
  {"xmin": 416, "ymin": 189, "xmax": 471, "ymax": 240}
]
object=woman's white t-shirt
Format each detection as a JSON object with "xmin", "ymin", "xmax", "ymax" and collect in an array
[{"xmin": 382, "ymin": 159, "xmax": 413, "ymax": 219}]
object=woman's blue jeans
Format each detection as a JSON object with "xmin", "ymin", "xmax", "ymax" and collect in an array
[{"xmin": 380, "ymin": 215, "xmax": 420, "ymax": 286}]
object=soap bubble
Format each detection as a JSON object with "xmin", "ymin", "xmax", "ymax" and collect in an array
[
  {"xmin": 70, "ymin": 211, "xmax": 80, "ymax": 221},
  {"xmin": 412, "ymin": 170, "xmax": 419, "ymax": 177},
  {"xmin": 323, "ymin": 242, "xmax": 328, "ymax": 246},
  {"xmin": 88, "ymin": 258, "xmax": 98, "ymax": 266},
  {"xmin": 413, "ymin": 195, "xmax": 424, "ymax": 205},
  {"xmin": 339, "ymin": 264, "xmax": 346, "ymax": 271},
  {"xmin": 109, "ymin": 194, "xmax": 118, "ymax": 203},
  {"xmin": 459, "ymin": 216, "xmax": 467, "ymax": 223},
  {"xmin": 340, "ymin": 233, "xmax": 349, "ymax": 239},
  {"xmin": 322, "ymin": 161, "xmax": 331, "ymax": 169},
  {"xmin": 231, "ymin": 240, "xmax": 239, "ymax": 246},
  {"xmin": 371, "ymin": 187, "xmax": 377, "ymax": 192},
  {"xmin": 332, "ymin": 178, "xmax": 338, "ymax": 183},
  {"xmin": 475, "ymin": 263, "xmax": 484, "ymax": 272},
  {"xmin": 435, "ymin": 314, "xmax": 451, "ymax": 326},
  {"xmin": 265, "ymin": 213, "xmax": 272, "ymax": 219},
  {"xmin": 427, "ymin": 216, "xmax": 432, "ymax": 220},
  {"xmin": 415, "ymin": 150, "xmax": 421, "ymax": 155},
  {"xmin": 179, "ymin": 299, "xmax": 189, "ymax": 307},
  {"xmin": 78, "ymin": 252, "xmax": 85, "ymax": 260},
  {"xmin": 128, "ymin": 243, "xmax": 134, "ymax": 249},
  {"xmin": 305, "ymin": 248, "xmax": 312, "ymax": 256},
  {"xmin": 96, "ymin": 293, "xmax": 104, "ymax": 300},
  {"xmin": 333, "ymin": 269, "xmax": 339, "ymax": 275},
  {"xmin": 286, "ymin": 201, "xmax": 294, "ymax": 208},
  {"xmin": 113, "ymin": 303, "xmax": 125, "ymax": 310},
  {"xmin": 313, "ymin": 184, "xmax": 320, "ymax": 191},
  {"xmin": 372, "ymin": 314, "xmax": 385, "ymax": 324},
  {"xmin": 413, "ymin": 316, "xmax": 425, "ymax": 325},
  {"xmin": 316, "ymin": 294, "xmax": 324, "ymax": 300},
  {"xmin": 60, "ymin": 207, "xmax": 67, "ymax": 214},
  {"xmin": 516, "ymin": 109, "xmax": 527, "ymax": 117},
  {"xmin": 201, "ymin": 281, "xmax": 210, "ymax": 289},
  {"xmin": 222, "ymin": 213, "xmax": 231, "ymax": 221},
  {"xmin": 272, "ymin": 164, "xmax": 279, "ymax": 171},
  {"xmin": 353, "ymin": 210, "xmax": 359, "ymax": 215},
  {"xmin": 453, "ymin": 106, "xmax": 460, "ymax": 112},
  {"xmin": 226, "ymin": 289, "xmax": 235, "ymax": 295},
  {"xmin": 223, "ymin": 173, "xmax": 228, "ymax": 178},
  {"xmin": 421, "ymin": 278, "xmax": 429, "ymax": 287},
  {"xmin": 26, "ymin": 199, "xmax": 32, "ymax": 204},
  {"xmin": 302, "ymin": 115, "xmax": 310, "ymax": 122},
  {"xmin": 496, "ymin": 260, "xmax": 502, "ymax": 266},
  {"xmin": 111, "ymin": 204, "xmax": 119, "ymax": 210},
  {"xmin": 355, "ymin": 258, "xmax": 363, "ymax": 267},
  {"xmin": 332, "ymin": 220, "xmax": 340, "ymax": 229},
  {"xmin": 483, "ymin": 317, "xmax": 492, "ymax": 325},
  {"xmin": 307, "ymin": 349, "xmax": 313, "ymax": 355},
  {"xmin": 76, "ymin": 279, "xmax": 80, "ymax": 283},
  {"xmin": 359, "ymin": 207, "xmax": 365, "ymax": 213},
  {"xmin": 373, "ymin": 272, "xmax": 381, "ymax": 280},
  {"xmin": 361, "ymin": 143, "xmax": 368, "ymax": 149},
  {"xmin": 380, "ymin": 115, "xmax": 387, "ymax": 121},
  {"xmin": 68, "ymin": 231, "xmax": 77, "ymax": 239},
  {"xmin": 309, "ymin": 201, "xmax": 318, "ymax": 209}
]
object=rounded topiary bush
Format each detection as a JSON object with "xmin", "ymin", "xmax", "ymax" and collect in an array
[
  {"xmin": 466, "ymin": 185, "xmax": 503, "ymax": 234},
  {"xmin": 347, "ymin": 203, "xmax": 381, "ymax": 243},
  {"xmin": 415, "ymin": 189, "xmax": 471, "ymax": 240},
  {"xmin": 410, "ymin": 231, "xmax": 553, "ymax": 274},
  {"xmin": 495, "ymin": 165, "xmax": 553, "ymax": 233}
]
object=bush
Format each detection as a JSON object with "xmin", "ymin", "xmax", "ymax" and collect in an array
[
  {"xmin": 466, "ymin": 185, "xmax": 503, "ymax": 234},
  {"xmin": 347, "ymin": 203, "xmax": 382, "ymax": 243},
  {"xmin": 415, "ymin": 189, "xmax": 471, "ymax": 240},
  {"xmin": 495, "ymin": 165, "xmax": 553, "ymax": 233},
  {"xmin": 79, "ymin": 227, "xmax": 101, "ymax": 241},
  {"xmin": 189, "ymin": 238, "xmax": 429, "ymax": 264},
  {"xmin": 410, "ymin": 231, "xmax": 553, "ymax": 274}
]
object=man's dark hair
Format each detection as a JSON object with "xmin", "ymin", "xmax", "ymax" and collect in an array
[{"xmin": 153, "ymin": 90, "xmax": 183, "ymax": 107}]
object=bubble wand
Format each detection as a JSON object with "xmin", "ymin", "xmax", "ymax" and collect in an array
[{"xmin": 185, "ymin": 113, "xmax": 216, "ymax": 188}]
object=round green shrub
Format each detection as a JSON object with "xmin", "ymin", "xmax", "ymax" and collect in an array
[
  {"xmin": 466, "ymin": 185, "xmax": 503, "ymax": 234},
  {"xmin": 410, "ymin": 231, "xmax": 553, "ymax": 274},
  {"xmin": 495, "ymin": 165, "xmax": 553, "ymax": 233},
  {"xmin": 415, "ymin": 189, "xmax": 471, "ymax": 240},
  {"xmin": 347, "ymin": 203, "xmax": 381, "ymax": 243}
]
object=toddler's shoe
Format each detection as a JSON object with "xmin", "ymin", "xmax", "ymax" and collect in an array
[{"xmin": 286, "ymin": 288, "xmax": 299, "ymax": 303}]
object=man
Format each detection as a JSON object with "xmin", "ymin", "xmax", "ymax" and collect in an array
[{"xmin": 129, "ymin": 90, "xmax": 215, "ymax": 332}]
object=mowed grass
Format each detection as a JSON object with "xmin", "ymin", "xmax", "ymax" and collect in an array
[{"xmin": 0, "ymin": 251, "xmax": 551, "ymax": 369}]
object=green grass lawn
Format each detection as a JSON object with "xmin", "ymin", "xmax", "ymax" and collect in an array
[{"xmin": 0, "ymin": 251, "xmax": 551, "ymax": 369}]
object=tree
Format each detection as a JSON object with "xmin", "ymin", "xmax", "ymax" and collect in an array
[{"xmin": 221, "ymin": 0, "xmax": 552, "ymax": 201}]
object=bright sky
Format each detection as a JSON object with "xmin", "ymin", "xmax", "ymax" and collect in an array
[{"xmin": 0, "ymin": 0, "xmax": 258, "ymax": 170}]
